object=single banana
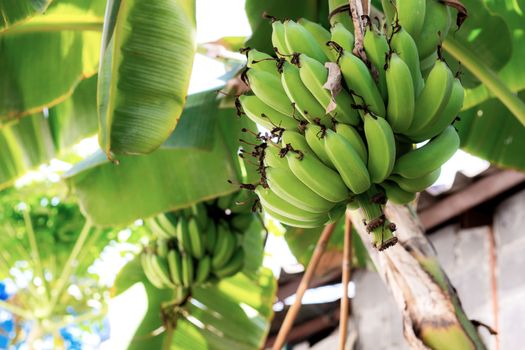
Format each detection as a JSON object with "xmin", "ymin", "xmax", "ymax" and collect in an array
[
  {"xmin": 231, "ymin": 213, "xmax": 253, "ymax": 232},
  {"xmin": 324, "ymin": 129, "xmax": 371, "ymax": 194},
  {"xmin": 272, "ymin": 20, "xmax": 292, "ymax": 56},
  {"xmin": 213, "ymin": 249, "xmax": 245, "ymax": 278},
  {"xmin": 246, "ymin": 49, "xmax": 277, "ymax": 72},
  {"xmin": 192, "ymin": 203, "xmax": 208, "ymax": 231},
  {"xmin": 363, "ymin": 26, "xmax": 389, "ymax": 100},
  {"xmin": 385, "ymin": 53, "xmax": 415, "ymax": 133},
  {"xmin": 205, "ymin": 222, "xmax": 217, "ymax": 253},
  {"xmin": 409, "ymin": 77, "xmax": 464, "ymax": 142},
  {"xmin": 168, "ymin": 249, "xmax": 184, "ymax": 286},
  {"xmin": 264, "ymin": 143, "xmax": 288, "ymax": 169},
  {"xmin": 305, "ymin": 124, "xmax": 334, "ymax": 168},
  {"xmin": 280, "ymin": 61, "xmax": 332, "ymax": 125},
  {"xmin": 393, "ymin": 126, "xmax": 459, "ymax": 178},
  {"xmin": 156, "ymin": 214, "xmax": 178, "ymax": 237},
  {"xmin": 150, "ymin": 254, "xmax": 177, "ymax": 288},
  {"xmin": 264, "ymin": 205, "xmax": 329, "ymax": 228},
  {"xmin": 396, "ymin": 0, "xmax": 426, "ymax": 41},
  {"xmin": 176, "ymin": 218, "xmax": 192, "ymax": 253},
  {"xmin": 217, "ymin": 195, "xmax": 233, "ymax": 211},
  {"xmin": 417, "ymin": 0, "xmax": 451, "ymax": 59},
  {"xmin": 181, "ymin": 253, "xmax": 194, "ymax": 287},
  {"xmin": 298, "ymin": 18, "xmax": 335, "ymax": 61},
  {"xmin": 389, "ymin": 167, "xmax": 441, "ymax": 192},
  {"xmin": 330, "ymin": 22, "xmax": 354, "ymax": 53},
  {"xmin": 141, "ymin": 252, "xmax": 165, "ymax": 289},
  {"xmin": 188, "ymin": 217, "xmax": 205, "ymax": 259},
  {"xmin": 297, "ymin": 54, "xmax": 360, "ymax": 125},
  {"xmin": 256, "ymin": 187, "xmax": 331, "ymax": 222},
  {"xmin": 406, "ymin": 60, "xmax": 453, "ymax": 135},
  {"xmin": 145, "ymin": 217, "xmax": 171, "ymax": 240},
  {"xmin": 239, "ymin": 95, "xmax": 298, "ymax": 130},
  {"xmin": 156, "ymin": 239, "xmax": 169, "ymax": 258},
  {"xmin": 282, "ymin": 130, "xmax": 349, "ymax": 202},
  {"xmin": 364, "ymin": 114, "xmax": 396, "ymax": 183},
  {"xmin": 334, "ymin": 123, "xmax": 367, "ymax": 163},
  {"xmin": 194, "ymin": 255, "xmax": 212, "ymax": 284},
  {"xmin": 266, "ymin": 167, "xmax": 336, "ymax": 213},
  {"xmin": 284, "ymin": 20, "xmax": 329, "ymax": 63},
  {"xmin": 246, "ymin": 69, "xmax": 295, "ymax": 116},
  {"xmin": 390, "ymin": 27, "xmax": 424, "ymax": 96},
  {"xmin": 339, "ymin": 52, "xmax": 386, "ymax": 117},
  {"xmin": 380, "ymin": 181, "xmax": 417, "ymax": 204},
  {"xmin": 211, "ymin": 228, "xmax": 237, "ymax": 269},
  {"xmin": 172, "ymin": 286, "xmax": 189, "ymax": 305}
]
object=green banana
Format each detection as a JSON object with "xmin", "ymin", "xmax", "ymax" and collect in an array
[
  {"xmin": 328, "ymin": 0, "xmax": 354, "ymax": 30},
  {"xmin": 172, "ymin": 286, "xmax": 189, "ymax": 305},
  {"xmin": 256, "ymin": 187, "xmax": 330, "ymax": 222},
  {"xmin": 298, "ymin": 18, "xmax": 334, "ymax": 61},
  {"xmin": 339, "ymin": 52, "xmax": 386, "ymax": 118},
  {"xmin": 363, "ymin": 26, "xmax": 389, "ymax": 100},
  {"xmin": 155, "ymin": 214, "xmax": 178, "ymax": 237},
  {"xmin": 417, "ymin": 0, "xmax": 451, "ymax": 59},
  {"xmin": 385, "ymin": 53, "xmax": 415, "ymax": 133},
  {"xmin": 272, "ymin": 20, "xmax": 292, "ymax": 56},
  {"xmin": 150, "ymin": 254, "xmax": 176, "ymax": 288},
  {"xmin": 409, "ymin": 77, "xmax": 464, "ymax": 142},
  {"xmin": 264, "ymin": 143, "xmax": 288, "ymax": 169},
  {"xmin": 282, "ymin": 130, "xmax": 349, "ymax": 202},
  {"xmin": 145, "ymin": 217, "xmax": 171, "ymax": 240},
  {"xmin": 334, "ymin": 123, "xmax": 367, "ymax": 163},
  {"xmin": 231, "ymin": 213, "xmax": 253, "ymax": 231},
  {"xmin": 246, "ymin": 49, "xmax": 277, "ymax": 72},
  {"xmin": 297, "ymin": 54, "xmax": 360, "ymax": 125},
  {"xmin": 280, "ymin": 61, "xmax": 331, "ymax": 125},
  {"xmin": 390, "ymin": 27, "xmax": 424, "ymax": 96},
  {"xmin": 195, "ymin": 255, "xmax": 212, "ymax": 284},
  {"xmin": 406, "ymin": 60, "xmax": 453, "ymax": 135},
  {"xmin": 305, "ymin": 124, "xmax": 334, "ymax": 168},
  {"xmin": 156, "ymin": 239, "xmax": 169, "ymax": 258},
  {"xmin": 217, "ymin": 194, "xmax": 232, "ymax": 211},
  {"xmin": 176, "ymin": 219, "xmax": 192, "ymax": 253},
  {"xmin": 266, "ymin": 167, "xmax": 335, "ymax": 213},
  {"xmin": 389, "ymin": 167, "xmax": 441, "ymax": 192},
  {"xmin": 330, "ymin": 22, "xmax": 354, "ymax": 53},
  {"xmin": 181, "ymin": 253, "xmax": 194, "ymax": 287},
  {"xmin": 263, "ymin": 205, "xmax": 329, "ymax": 228},
  {"xmin": 213, "ymin": 249, "xmax": 245, "ymax": 278},
  {"xmin": 167, "ymin": 249, "xmax": 183, "ymax": 285},
  {"xmin": 284, "ymin": 20, "xmax": 329, "ymax": 63},
  {"xmin": 324, "ymin": 129, "xmax": 371, "ymax": 194},
  {"xmin": 141, "ymin": 253, "xmax": 165, "ymax": 289},
  {"xmin": 192, "ymin": 203, "xmax": 208, "ymax": 231},
  {"xmin": 211, "ymin": 228, "xmax": 237, "ymax": 269},
  {"xmin": 396, "ymin": 0, "xmax": 426, "ymax": 40},
  {"xmin": 364, "ymin": 114, "xmax": 396, "ymax": 183},
  {"xmin": 188, "ymin": 217, "xmax": 204, "ymax": 259},
  {"xmin": 239, "ymin": 95, "xmax": 298, "ymax": 130},
  {"xmin": 380, "ymin": 181, "xmax": 417, "ymax": 204},
  {"xmin": 393, "ymin": 126, "xmax": 459, "ymax": 178},
  {"xmin": 246, "ymin": 69, "xmax": 295, "ymax": 116},
  {"xmin": 205, "ymin": 222, "xmax": 217, "ymax": 253}
]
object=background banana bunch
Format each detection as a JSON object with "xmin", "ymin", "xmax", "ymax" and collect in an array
[
  {"xmin": 140, "ymin": 193, "xmax": 252, "ymax": 304},
  {"xmin": 237, "ymin": 0, "xmax": 462, "ymax": 250}
]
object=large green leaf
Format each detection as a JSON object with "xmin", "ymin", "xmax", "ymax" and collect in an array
[
  {"xmin": 97, "ymin": 0, "xmax": 196, "ymax": 157},
  {"xmin": 0, "ymin": 0, "xmax": 51, "ymax": 30},
  {"xmin": 0, "ymin": 0, "xmax": 105, "ymax": 121}
]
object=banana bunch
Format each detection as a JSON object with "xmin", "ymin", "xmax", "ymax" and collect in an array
[
  {"xmin": 236, "ymin": 1, "xmax": 463, "ymax": 250},
  {"xmin": 140, "ymin": 193, "xmax": 251, "ymax": 300}
]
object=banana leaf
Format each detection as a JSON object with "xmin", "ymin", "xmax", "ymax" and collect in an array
[
  {"xmin": 97, "ymin": 0, "xmax": 196, "ymax": 157},
  {"xmin": 0, "ymin": 0, "xmax": 52, "ymax": 30}
]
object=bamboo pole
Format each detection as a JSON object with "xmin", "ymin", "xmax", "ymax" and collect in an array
[{"xmin": 339, "ymin": 211, "xmax": 353, "ymax": 350}]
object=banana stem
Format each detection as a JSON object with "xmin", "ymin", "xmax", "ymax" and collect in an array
[
  {"xmin": 272, "ymin": 222, "xmax": 337, "ymax": 350},
  {"xmin": 338, "ymin": 211, "xmax": 352, "ymax": 350},
  {"xmin": 443, "ymin": 36, "xmax": 525, "ymax": 127}
]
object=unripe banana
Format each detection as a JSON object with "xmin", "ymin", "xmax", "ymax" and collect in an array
[
  {"xmin": 390, "ymin": 27, "xmax": 424, "ymax": 96},
  {"xmin": 231, "ymin": 213, "xmax": 253, "ymax": 232},
  {"xmin": 406, "ymin": 60, "xmax": 453, "ymax": 135},
  {"xmin": 329, "ymin": 0, "xmax": 354, "ymax": 30},
  {"xmin": 305, "ymin": 124, "xmax": 334, "ymax": 168},
  {"xmin": 324, "ymin": 129, "xmax": 371, "ymax": 194},
  {"xmin": 396, "ymin": 0, "xmax": 426, "ymax": 40},
  {"xmin": 172, "ymin": 286, "xmax": 189, "ymax": 305},
  {"xmin": 330, "ymin": 23, "xmax": 354, "ymax": 53},
  {"xmin": 145, "ymin": 218, "xmax": 172, "ymax": 240},
  {"xmin": 284, "ymin": 20, "xmax": 328, "ymax": 63},
  {"xmin": 194, "ymin": 255, "xmax": 212, "ymax": 284},
  {"xmin": 297, "ymin": 54, "xmax": 360, "ymax": 126},
  {"xmin": 363, "ymin": 26, "xmax": 389, "ymax": 100},
  {"xmin": 385, "ymin": 53, "xmax": 415, "ymax": 133},
  {"xmin": 298, "ymin": 18, "xmax": 335, "ymax": 61},
  {"xmin": 246, "ymin": 49, "xmax": 277, "ymax": 72},
  {"xmin": 213, "ymin": 249, "xmax": 245, "ymax": 278},
  {"xmin": 417, "ymin": 0, "xmax": 451, "ymax": 59},
  {"xmin": 150, "ymin": 254, "xmax": 176, "ymax": 288},
  {"xmin": 264, "ymin": 205, "xmax": 329, "ymax": 228},
  {"xmin": 211, "ymin": 227, "xmax": 237, "ymax": 269},
  {"xmin": 167, "ymin": 249, "xmax": 183, "ymax": 285},
  {"xmin": 255, "ymin": 187, "xmax": 330, "ymax": 222},
  {"xmin": 266, "ymin": 167, "xmax": 335, "ymax": 213},
  {"xmin": 380, "ymin": 181, "xmax": 417, "ymax": 204},
  {"xmin": 264, "ymin": 143, "xmax": 288, "ymax": 169},
  {"xmin": 217, "ymin": 195, "xmax": 233, "ymax": 210},
  {"xmin": 181, "ymin": 253, "xmax": 194, "ymax": 287},
  {"xmin": 176, "ymin": 219, "xmax": 192, "ymax": 253},
  {"xmin": 364, "ymin": 114, "xmax": 396, "ymax": 183},
  {"xmin": 156, "ymin": 239, "xmax": 169, "ymax": 258},
  {"xmin": 393, "ymin": 126, "xmax": 459, "ymax": 179},
  {"xmin": 272, "ymin": 20, "xmax": 292, "ymax": 56},
  {"xmin": 239, "ymin": 95, "xmax": 298, "ymax": 130},
  {"xmin": 282, "ymin": 130, "xmax": 349, "ymax": 202},
  {"xmin": 141, "ymin": 253, "xmax": 165, "ymax": 289},
  {"xmin": 409, "ymin": 77, "xmax": 464, "ymax": 142},
  {"xmin": 246, "ymin": 69, "xmax": 295, "ymax": 116},
  {"xmin": 389, "ymin": 167, "xmax": 441, "ymax": 192},
  {"xmin": 156, "ymin": 214, "xmax": 178, "ymax": 237},
  {"xmin": 334, "ymin": 123, "xmax": 367, "ymax": 163},
  {"xmin": 339, "ymin": 52, "xmax": 386, "ymax": 117},
  {"xmin": 280, "ymin": 61, "xmax": 332, "ymax": 125},
  {"xmin": 205, "ymin": 222, "xmax": 217, "ymax": 253},
  {"xmin": 188, "ymin": 217, "xmax": 204, "ymax": 259},
  {"xmin": 192, "ymin": 203, "xmax": 208, "ymax": 230}
]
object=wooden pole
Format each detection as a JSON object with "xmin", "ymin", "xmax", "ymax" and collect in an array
[{"xmin": 339, "ymin": 211, "xmax": 353, "ymax": 350}]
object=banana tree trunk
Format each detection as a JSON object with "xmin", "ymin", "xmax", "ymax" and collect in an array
[{"xmin": 351, "ymin": 203, "xmax": 487, "ymax": 349}]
